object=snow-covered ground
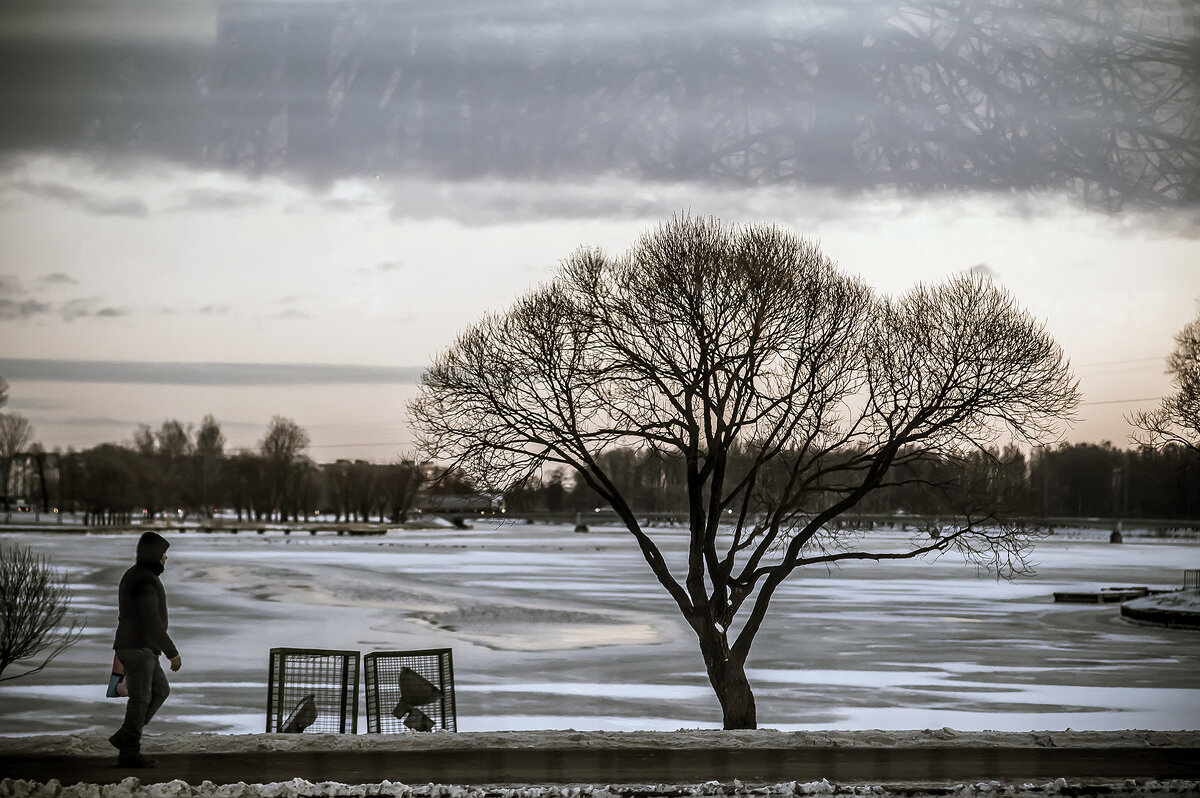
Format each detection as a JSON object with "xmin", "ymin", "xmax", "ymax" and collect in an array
[
  {"xmin": 2, "ymin": 776, "xmax": 1196, "ymax": 798},
  {"xmin": 1, "ymin": 523, "xmax": 1198, "ymax": 736}
]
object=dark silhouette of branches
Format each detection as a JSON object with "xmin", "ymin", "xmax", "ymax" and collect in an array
[
  {"xmin": 1130, "ymin": 305, "xmax": 1200, "ymax": 450},
  {"xmin": 261, "ymin": 416, "xmax": 312, "ymax": 521},
  {"xmin": 0, "ymin": 544, "xmax": 84, "ymax": 683},
  {"xmin": 0, "ymin": 413, "xmax": 34, "ymax": 511},
  {"xmin": 411, "ymin": 215, "xmax": 1080, "ymax": 729}
]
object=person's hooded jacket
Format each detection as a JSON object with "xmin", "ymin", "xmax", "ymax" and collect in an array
[{"xmin": 113, "ymin": 532, "xmax": 178, "ymax": 658}]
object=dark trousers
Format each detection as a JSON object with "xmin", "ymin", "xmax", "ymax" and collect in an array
[{"xmin": 114, "ymin": 648, "xmax": 170, "ymax": 755}]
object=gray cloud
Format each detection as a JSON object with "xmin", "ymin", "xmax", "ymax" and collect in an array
[
  {"xmin": 37, "ymin": 272, "xmax": 78, "ymax": 287},
  {"xmin": 309, "ymin": 196, "xmax": 376, "ymax": 213},
  {"xmin": 386, "ymin": 177, "xmax": 701, "ymax": 224},
  {"xmin": 0, "ymin": 298, "xmax": 52, "ymax": 320},
  {"xmin": 5, "ymin": 396, "xmax": 66, "ymax": 411},
  {"xmin": 966, "ymin": 264, "xmax": 999, "ymax": 279},
  {"xmin": 10, "ymin": 180, "xmax": 149, "ymax": 217},
  {"xmin": 0, "ymin": 1, "xmax": 216, "ymax": 46},
  {"xmin": 60, "ymin": 297, "xmax": 100, "ymax": 321},
  {"xmin": 273, "ymin": 309, "xmax": 312, "ymax": 320},
  {"xmin": 356, "ymin": 261, "xmax": 405, "ymax": 280},
  {"xmin": 0, "ymin": 0, "xmax": 1194, "ymax": 212},
  {"xmin": 169, "ymin": 187, "xmax": 268, "ymax": 213},
  {"xmin": 198, "ymin": 304, "xmax": 230, "ymax": 315},
  {"xmin": 0, "ymin": 358, "xmax": 424, "ymax": 386},
  {"xmin": 55, "ymin": 415, "xmax": 146, "ymax": 429},
  {"xmin": 0, "ymin": 275, "xmax": 23, "ymax": 296},
  {"xmin": 59, "ymin": 297, "xmax": 132, "ymax": 321}
]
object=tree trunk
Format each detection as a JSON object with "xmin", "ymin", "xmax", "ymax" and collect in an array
[{"xmin": 706, "ymin": 654, "xmax": 757, "ymax": 729}]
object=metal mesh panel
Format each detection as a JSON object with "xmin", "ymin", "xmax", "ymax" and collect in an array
[
  {"xmin": 1186, "ymin": 570, "xmax": 1200, "ymax": 590},
  {"xmin": 266, "ymin": 648, "xmax": 360, "ymax": 734},
  {"xmin": 364, "ymin": 649, "xmax": 456, "ymax": 733}
]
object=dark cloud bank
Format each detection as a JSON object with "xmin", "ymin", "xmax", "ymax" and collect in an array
[
  {"xmin": 0, "ymin": 358, "xmax": 424, "ymax": 386},
  {"xmin": 0, "ymin": 0, "xmax": 1196, "ymax": 211}
]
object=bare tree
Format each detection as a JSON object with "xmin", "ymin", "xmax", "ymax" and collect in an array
[
  {"xmin": 196, "ymin": 414, "xmax": 226, "ymax": 517},
  {"xmin": 133, "ymin": 424, "xmax": 156, "ymax": 456},
  {"xmin": 0, "ymin": 413, "xmax": 33, "ymax": 510},
  {"xmin": 411, "ymin": 216, "xmax": 1079, "ymax": 729},
  {"xmin": 385, "ymin": 459, "xmax": 425, "ymax": 523},
  {"xmin": 261, "ymin": 416, "xmax": 311, "ymax": 520},
  {"xmin": 1129, "ymin": 306, "xmax": 1200, "ymax": 450},
  {"xmin": 157, "ymin": 419, "xmax": 194, "ymax": 459},
  {"xmin": 0, "ymin": 544, "xmax": 84, "ymax": 683}
]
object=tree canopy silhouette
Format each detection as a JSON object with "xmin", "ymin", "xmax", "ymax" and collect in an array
[
  {"xmin": 0, "ymin": 544, "xmax": 83, "ymax": 683},
  {"xmin": 410, "ymin": 216, "xmax": 1080, "ymax": 729},
  {"xmin": 1130, "ymin": 305, "xmax": 1200, "ymax": 450}
]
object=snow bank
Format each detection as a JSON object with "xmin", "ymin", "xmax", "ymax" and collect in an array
[
  {"xmin": 2, "ymin": 776, "xmax": 1198, "ymax": 798},
  {"xmin": 3, "ymin": 729, "xmax": 1198, "ymax": 758},
  {"xmin": 1124, "ymin": 591, "xmax": 1200, "ymax": 615},
  {"xmin": 1121, "ymin": 590, "xmax": 1200, "ymax": 628}
]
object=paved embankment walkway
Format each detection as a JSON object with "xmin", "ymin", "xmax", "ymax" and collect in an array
[{"xmin": 2, "ymin": 731, "xmax": 1198, "ymax": 786}]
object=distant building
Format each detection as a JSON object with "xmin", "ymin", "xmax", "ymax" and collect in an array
[{"xmin": 415, "ymin": 492, "xmax": 505, "ymax": 515}]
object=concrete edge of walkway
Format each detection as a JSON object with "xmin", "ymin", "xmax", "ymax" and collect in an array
[{"xmin": 3, "ymin": 744, "xmax": 1199, "ymax": 787}]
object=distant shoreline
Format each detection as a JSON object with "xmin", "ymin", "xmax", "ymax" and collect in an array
[{"xmin": 3, "ymin": 514, "xmax": 1199, "ymax": 539}]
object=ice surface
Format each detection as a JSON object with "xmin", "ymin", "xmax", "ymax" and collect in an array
[{"xmin": 0, "ymin": 525, "xmax": 1196, "ymax": 735}]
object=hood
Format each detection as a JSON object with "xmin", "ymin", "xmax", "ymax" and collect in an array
[{"xmin": 136, "ymin": 531, "xmax": 170, "ymax": 567}]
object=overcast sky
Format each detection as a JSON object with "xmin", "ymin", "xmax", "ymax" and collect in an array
[{"xmin": 1, "ymin": 0, "xmax": 1198, "ymax": 462}]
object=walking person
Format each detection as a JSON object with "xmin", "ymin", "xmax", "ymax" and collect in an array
[{"xmin": 109, "ymin": 531, "xmax": 182, "ymax": 768}]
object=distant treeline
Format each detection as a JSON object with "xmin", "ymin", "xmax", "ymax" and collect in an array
[
  {"xmin": 5, "ymin": 415, "xmax": 1200, "ymax": 523},
  {"xmin": 2, "ymin": 416, "xmax": 467, "ymax": 525},
  {"xmin": 506, "ymin": 442, "xmax": 1200, "ymax": 522}
]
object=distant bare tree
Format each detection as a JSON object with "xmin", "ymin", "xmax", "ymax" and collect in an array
[
  {"xmin": 28, "ymin": 443, "xmax": 52, "ymax": 513},
  {"xmin": 0, "ymin": 414, "xmax": 32, "ymax": 461},
  {"xmin": 228, "ymin": 451, "xmax": 270, "ymax": 521},
  {"xmin": 0, "ymin": 376, "xmax": 8, "ymax": 408},
  {"xmin": 0, "ymin": 413, "xmax": 33, "ymax": 510},
  {"xmin": 411, "ymin": 216, "xmax": 1079, "ymax": 729},
  {"xmin": 0, "ymin": 544, "xmax": 84, "ymax": 683},
  {"xmin": 385, "ymin": 459, "xmax": 425, "ymax": 523},
  {"xmin": 157, "ymin": 419, "xmax": 194, "ymax": 459},
  {"xmin": 1130, "ymin": 306, "xmax": 1200, "ymax": 451},
  {"xmin": 196, "ymin": 415, "xmax": 226, "ymax": 517},
  {"xmin": 133, "ymin": 424, "xmax": 156, "ymax": 456},
  {"xmin": 261, "ymin": 416, "xmax": 311, "ymax": 520}
]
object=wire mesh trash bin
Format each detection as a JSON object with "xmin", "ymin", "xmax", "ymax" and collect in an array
[
  {"xmin": 364, "ymin": 649, "xmax": 457, "ymax": 732},
  {"xmin": 266, "ymin": 648, "xmax": 360, "ymax": 733}
]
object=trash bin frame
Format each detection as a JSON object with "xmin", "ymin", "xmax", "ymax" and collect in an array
[
  {"xmin": 364, "ymin": 648, "xmax": 457, "ymax": 733},
  {"xmin": 266, "ymin": 647, "xmax": 360, "ymax": 734}
]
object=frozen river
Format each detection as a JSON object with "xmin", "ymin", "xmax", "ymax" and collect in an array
[{"xmin": 1, "ymin": 523, "xmax": 1197, "ymax": 736}]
